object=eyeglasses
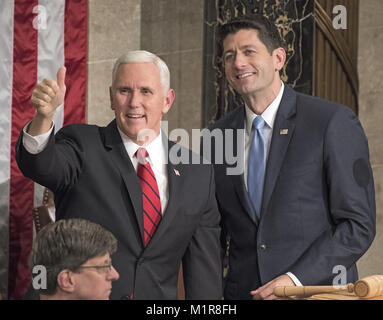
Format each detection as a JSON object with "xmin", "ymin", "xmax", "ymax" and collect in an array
[{"xmin": 78, "ymin": 262, "xmax": 113, "ymax": 273}]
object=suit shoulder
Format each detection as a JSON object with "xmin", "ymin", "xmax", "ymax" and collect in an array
[
  {"xmin": 293, "ymin": 92, "xmax": 359, "ymax": 134},
  {"xmin": 58, "ymin": 123, "xmax": 99, "ymax": 133},
  {"xmin": 296, "ymin": 91, "xmax": 355, "ymax": 118},
  {"xmin": 53, "ymin": 123, "xmax": 109, "ymax": 150},
  {"xmin": 208, "ymin": 106, "xmax": 244, "ymax": 130},
  {"xmin": 56, "ymin": 123, "xmax": 102, "ymax": 139}
]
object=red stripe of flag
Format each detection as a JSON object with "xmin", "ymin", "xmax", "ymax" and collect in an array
[
  {"xmin": 9, "ymin": 0, "xmax": 39, "ymax": 300},
  {"xmin": 63, "ymin": 0, "xmax": 87, "ymax": 125}
]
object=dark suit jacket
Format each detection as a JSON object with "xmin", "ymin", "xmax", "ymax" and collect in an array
[
  {"xmin": 16, "ymin": 120, "xmax": 222, "ymax": 300},
  {"xmin": 207, "ymin": 85, "xmax": 375, "ymax": 299}
]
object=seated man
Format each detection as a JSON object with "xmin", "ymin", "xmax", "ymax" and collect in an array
[{"xmin": 29, "ymin": 218, "xmax": 119, "ymax": 300}]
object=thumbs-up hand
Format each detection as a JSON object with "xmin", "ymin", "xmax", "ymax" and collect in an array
[{"xmin": 31, "ymin": 66, "xmax": 67, "ymax": 118}]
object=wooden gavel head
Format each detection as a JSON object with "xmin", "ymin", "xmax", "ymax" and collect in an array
[{"xmin": 354, "ymin": 275, "xmax": 383, "ymax": 299}]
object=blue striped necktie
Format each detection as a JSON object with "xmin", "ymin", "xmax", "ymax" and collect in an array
[
  {"xmin": 136, "ymin": 148, "xmax": 162, "ymax": 246},
  {"xmin": 247, "ymin": 116, "xmax": 266, "ymax": 218}
]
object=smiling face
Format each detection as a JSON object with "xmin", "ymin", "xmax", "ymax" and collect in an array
[
  {"xmin": 223, "ymin": 29, "xmax": 285, "ymax": 103},
  {"xmin": 110, "ymin": 62, "xmax": 175, "ymax": 145}
]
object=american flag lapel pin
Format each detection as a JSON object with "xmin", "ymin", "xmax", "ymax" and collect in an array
[
  {"xmin": 280, "ymin": 129, "xmax": 288, "ymax": 135},
  {"xmin": 174, "ymin": 169, "xmax": 180, "ymax": 176}
]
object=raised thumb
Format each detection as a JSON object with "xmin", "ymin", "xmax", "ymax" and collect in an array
[{"xmin": 57, "ymin": 66, "xmax": 66, "ymax": 89}]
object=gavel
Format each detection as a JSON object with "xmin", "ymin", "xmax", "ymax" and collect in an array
[{"xmin": 274, "ymin": 275, "xmax": 383, "ymax": 299}]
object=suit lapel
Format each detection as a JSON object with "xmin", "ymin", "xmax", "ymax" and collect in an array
[
  {"xmin": 261, "ymin": 86, "xmax": 297, "ymax": 217},
  {"xmin": 232, "ymin": 170, "xmax": 259, "ymax": 224},
  {"xmin": 101, "ymin": 120, "xmax": 145, "ymax": 243}
]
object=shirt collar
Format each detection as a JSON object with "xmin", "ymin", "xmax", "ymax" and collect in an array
[
  {"xmin": 117, "ymin": 128, "xmax": 163, "ymax": 166},
  {"xmin": 245, "ymin": 82, "xmax": 285, "ymax": 134}
]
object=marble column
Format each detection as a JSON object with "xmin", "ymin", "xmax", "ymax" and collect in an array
[{"xmin": 356, "ymin": 0, "xmax": 383, "ymax": 278}]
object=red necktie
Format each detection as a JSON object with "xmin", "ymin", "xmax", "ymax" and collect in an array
[{"xmin": 136, "ymin": 148, "xmax": 162, "ymax": 246}]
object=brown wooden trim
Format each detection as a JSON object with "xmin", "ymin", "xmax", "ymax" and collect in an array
[{"xmin": 314, "ymin": 0, "xmax": 359, "ymax": 100}]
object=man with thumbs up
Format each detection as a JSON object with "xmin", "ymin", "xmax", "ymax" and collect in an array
[{"xmin": 16, "ymin": 51, "xmax": 222, "ymax": 300}]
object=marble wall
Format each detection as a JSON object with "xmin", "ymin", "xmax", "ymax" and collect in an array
[
  {"xmin": 87, "ymin": 0, "xmax": 141, "ymax": 126},
  {"xmin": 140, "ymin": 0, "xmax": 204, "ymax": 138},
  {"xmin": 356, "ymin": 0, "xmax": 383, "ymax": 278}
]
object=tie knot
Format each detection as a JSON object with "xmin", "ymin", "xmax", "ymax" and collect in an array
[
  {"xmin": 136, "ymin": 148, "xmax": 149, "ymax": 165},
  {"xmin": 252, "ymin": 116, "xmax": 265, "ymax": 130}
]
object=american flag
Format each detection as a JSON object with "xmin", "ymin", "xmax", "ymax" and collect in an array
[{"xmin": 0, "ymin": 0, "xmax": 87, "ymax": 299}]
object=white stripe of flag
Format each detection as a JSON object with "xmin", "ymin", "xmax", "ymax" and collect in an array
[{"xmin": 33, "ymin": 0, "xmax": 65, "ymax": 212}]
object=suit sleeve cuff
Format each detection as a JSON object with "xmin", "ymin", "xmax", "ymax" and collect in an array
[{"xmin": 286, "ymin": 272, "xmax": 303, "ymax": 286}]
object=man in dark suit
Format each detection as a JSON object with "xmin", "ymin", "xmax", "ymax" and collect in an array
[
  {"xmin": 16, "ymin": 50, "xmax": 222, "ymax": 300},
  {"xmin": 205, "ymin": 16, "xmax": 375, "ymax": 300}
]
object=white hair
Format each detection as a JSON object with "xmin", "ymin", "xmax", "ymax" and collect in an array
[{"xmin": 111, "ymin": 50, "xmax": 170, "ymax": 94}]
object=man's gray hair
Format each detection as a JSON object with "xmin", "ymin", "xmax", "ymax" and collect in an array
[
  {"xmin": 29, "ymin": 218, "xmax": 118, "ymax": 295},
  {"xmin": 111, "ymin": 50, "xmax": 170, "ymax": 94}
]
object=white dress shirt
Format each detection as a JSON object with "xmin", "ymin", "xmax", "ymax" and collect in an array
[{"xmin": 22, "ymin": 123, "xmax": 169, "ymax": 214}]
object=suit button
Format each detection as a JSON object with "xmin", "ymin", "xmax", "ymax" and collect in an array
[{"xmin": 259, "ymin": 244, "xmax": 267, "ymax": 251}]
